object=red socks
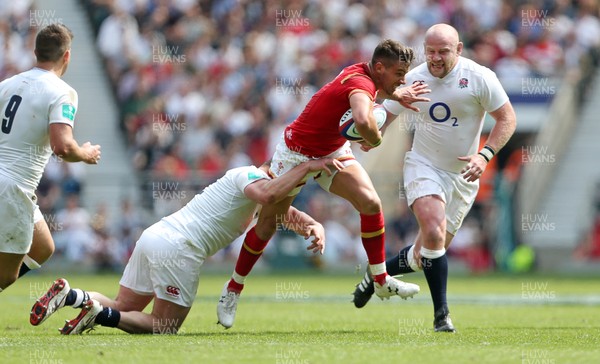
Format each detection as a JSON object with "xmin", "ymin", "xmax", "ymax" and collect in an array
[
  {"xmin": 227, "ymin": 227, "xmax": 269, "ymax": 293},
  {"xmin": 360, "ymin": 212, "xmax": 388, "ymax": 285}
]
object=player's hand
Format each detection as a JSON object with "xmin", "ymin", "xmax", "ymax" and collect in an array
[
  {"xmin": 458, "ymin": 154, "xmax": 487, "ymax": 182},
  {"xmin": 357, "ymin": 132, "xmax": 383, "ymax": 152},
  {"xmin": 307, "ymin": 158, "xmax": 344, "ymax": 176},
  {"xmin": 358, "ymin": 140, "xmax": 376, "ymax": 152},
  {"xmin": 82, "ymin": 142, "xmax": 101, "ymax": 164},
  {"xmin": 303, "ymin": 223, "xmax": 325, "ymax": 254},
  {"xmin": 392, "ymin": 82, "xmax": 431, "ymax": 112}
]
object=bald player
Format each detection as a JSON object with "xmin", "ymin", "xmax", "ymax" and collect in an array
[{"xmin": 352, "ymin": 24, "xmax": 516, "ymax": 332}]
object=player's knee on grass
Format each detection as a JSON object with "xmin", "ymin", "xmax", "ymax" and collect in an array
[
  {"xmin": 152, "ymin": 315, "xmax": 183, "ymax": 334},
  {"xmin": 146, "ymin": 311, "xmax": 187, "ymax": 335},
  {"xmin": 149, "ymin": 297, "xmax": 191, "ymax": 334}
]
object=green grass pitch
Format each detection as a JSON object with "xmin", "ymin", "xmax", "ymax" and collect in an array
[{"xmin": 1, "ymin": 273, "xmax": 599, "ymax": 363}]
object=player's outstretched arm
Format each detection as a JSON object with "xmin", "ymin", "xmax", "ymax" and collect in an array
[
  {"xmin": 282, "ymin": 206, "xmax": 326, "ymax": 254},
  {"xmin": 482, "ymin": 101, "xmax": 517, "ymax": 153},
  {"xmin": 458, "ymin": 101, "xmax": 516, "ymax": 182},
  {"xmin": 389, "ymin": 82, "xmax": 431, "ymax": 112},
  {"xmin": 49, "ymin": 123, "xmax": 101, "ymax": 164},
  {"xmin": 244, "ymin": 158, "xmax": 343, "ymax": 205}
]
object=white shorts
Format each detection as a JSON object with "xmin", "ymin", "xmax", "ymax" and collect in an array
[
  {"xmin": 34, "ymin": 205, "xmax": 43, "ymax": 224},
  {"xmin": 119, "ymin": 221, "xmax": 205, "ymax": 307},
  {"xmin": 0, "ymin": 174, "xmax": 38, "ymax": 254},
  {"xmin": 270, "ymin": 135, "xmax": 359, "ymax": 195},
  {"xmin": 403, "ymin": 151, "xmax": 479, "ymax": 235}
]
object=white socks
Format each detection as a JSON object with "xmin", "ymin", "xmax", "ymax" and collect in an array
[
  {"xmin": 407, "ymin": 246, "xmax": 446, "ymax": 271},
  {"xmin": 23, "ymin": 255, "xmax": 41, "ymax": 270},
  {"xmin": 420, "ymin": 247, "xmax": 446, "ymax": 259},
  {"xmin": 407, "ymin": 245, "xmax": 422, "ymax": 271},
  {"xmin": 231, "ymin": 271, "xmax": 246, "ymax": 285},
  {"xmin": 369, "ymin": 262, "xmax": 386, "ymax": 276}
]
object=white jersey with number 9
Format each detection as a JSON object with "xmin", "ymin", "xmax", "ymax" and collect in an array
[{"xmin": 0, "ymin": 67, "xmax": 77, "ymax": 190}]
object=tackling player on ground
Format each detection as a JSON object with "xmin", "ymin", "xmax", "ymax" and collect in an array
[
  {"xmin": 352, "ymin": 24, "xmax": 517, "ymax": 332},
  {"xmin": 217, "ymin": 39, "xmax": 431, "ymax": 328},
  {"xmin": 30, "ymin": 158, "xmax": 341, "ymax": 334},
  {"xmin": 0, "ymin": 24, "xmax": 101, "ymax": 293}
]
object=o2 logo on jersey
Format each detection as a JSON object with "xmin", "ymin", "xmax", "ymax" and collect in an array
[{"xmin": 428, "ymin": 102, "xmax": 458, "ymax": 127}]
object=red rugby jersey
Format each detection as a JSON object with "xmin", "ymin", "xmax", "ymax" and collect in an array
[{"xmin": 284, "ymin": 63, "xmax": 377, "ymax": 157}]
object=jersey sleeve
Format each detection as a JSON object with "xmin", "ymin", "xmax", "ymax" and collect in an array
[
  {"xmin": 342, "ymin": 75, "xmax": 376, "ymax": 101},
  {"xmin": 479, "ymin": 68, "xmax": 509, "ymax": 112},
  {"xmin": 233, "ymin": 166, "xmax": 270, "ymax": 193},
  {"xmin": 48, "ymin": 88, "xmax": 78, "ymax": 127}
]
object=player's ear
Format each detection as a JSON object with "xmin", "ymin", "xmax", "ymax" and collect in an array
[
  {"xmin": 456, "ymin": 42, "xmax": 463, "ymax": 55},
  {"xmin": 374, "ymin": 61, "xmax": 386, "ymax": 74},
  {"xmin": 63, "ymin": 49, "xmax": 71, "ymax": 63}
]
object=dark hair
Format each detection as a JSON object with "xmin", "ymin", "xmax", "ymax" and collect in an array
[
  {"xmin": 371, "ymin": 39, "xmax": 414, "ymax": 67},
  {"xmin": 35, "ymin": 24, "xmax": 73, "ymax": 63}
]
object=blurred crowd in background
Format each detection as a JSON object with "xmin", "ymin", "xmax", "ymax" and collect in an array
[{"xmin": 1, "ymin": 0, "xmax": 599, "ymax": 273}]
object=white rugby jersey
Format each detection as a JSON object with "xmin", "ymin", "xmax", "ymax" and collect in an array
[
  {"xmin": 0, "ymin": 68, "xmax": 77, "ymax": 190},
  {"xmin": 161, "ymin": 166, "xmax": 269, "ymax": 256},
  {"xmin": 384, "ymin": 57, "xmax": 509, "ymax": 173}
]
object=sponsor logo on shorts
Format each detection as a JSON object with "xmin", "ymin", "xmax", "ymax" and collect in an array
[
  {"xmin": 166, "ymin": 285, "xmax": 181, "ymax": 298},
  {"xmin": 276, "ymin": 161, "xmax": 284, "ymax": 175}
]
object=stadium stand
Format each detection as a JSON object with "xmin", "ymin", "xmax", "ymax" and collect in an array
[{"xmin": 2, "ymin": 0, "xmax": 599, "ymax": 272}]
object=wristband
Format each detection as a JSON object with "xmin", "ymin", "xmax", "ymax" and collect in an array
[
  {"xmin": 370, "ymin": 138, "xmax": 382, "ymax": 147},
  {"xmin": 478, "ymin": 145, "xmax": 495, "ymax": 162},
  {"xmin": 483, "ymin": 145, "xmax": 496, "ymax": 154},
  {"xmin": 478, "ymin": 152, "xmax": 490, "ymax": 163}
]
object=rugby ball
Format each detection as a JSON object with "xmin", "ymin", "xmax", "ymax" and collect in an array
[{"xmin": 339, "ymin": 104, "xmax": 387, "ymax": 141}]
